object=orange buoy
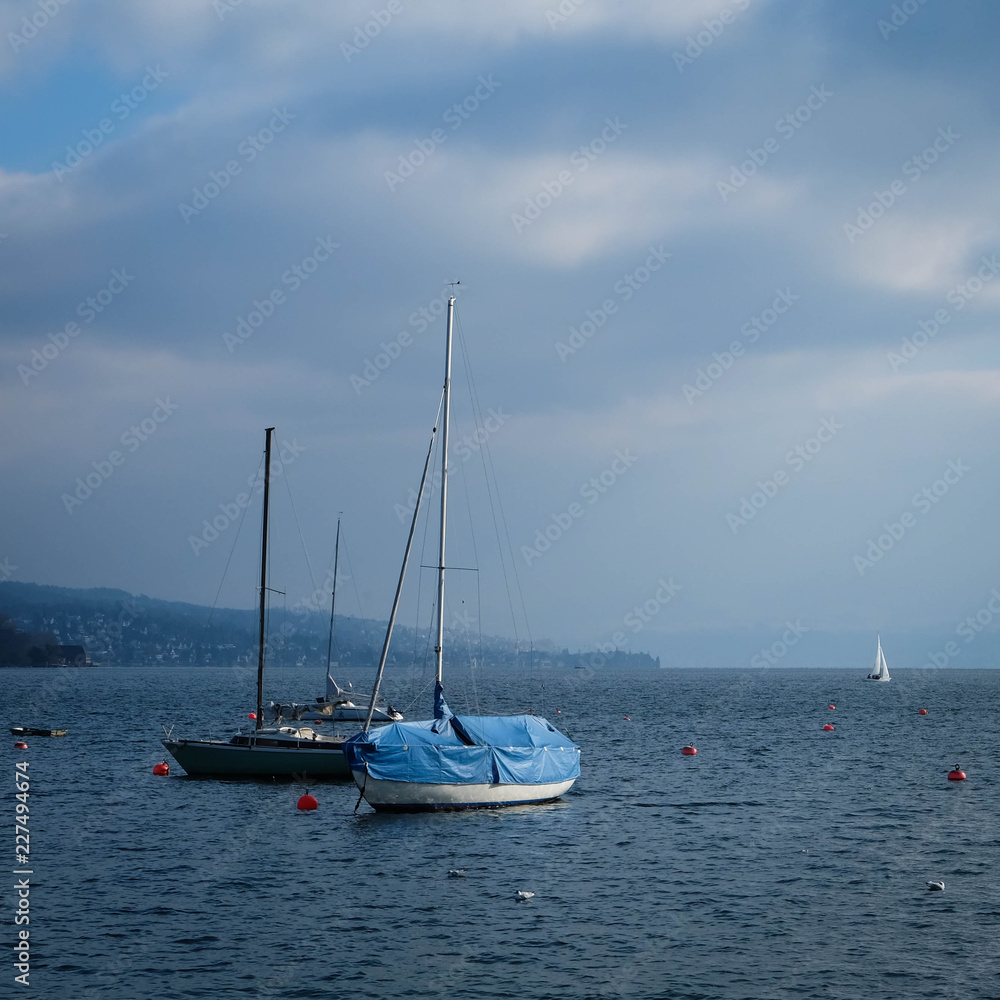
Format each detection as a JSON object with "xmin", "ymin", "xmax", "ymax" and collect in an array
[
  {"xmin": 681, "ymin": 745, "xmax": 697, "ymax": 755},
  {"xmin": 297, "ymin": 793, "xmax": 319, "ymax": 811},
  {"xmin": 918, "ymin": 708, "xmax": 928, "ymax": 715},
  {"xmin": 947, "ymin": 765, "xmax": 966, "ymax": 781},
  {"xmin": 822, "ymin": 724, "xmax": 834, "ymax": 731},
  {"xmin": 14, "ymin": 741, "xmax": 28, "ymax": 750},
  {"xmin": 153, "ymin": 761, "xmax": 170, "ymax": 776},
  {"xmin": 248, "ymin": 712, "xmax": 257, "ymax": 720},
  {"xmin": 828, "ymin": 704, "xmax": 835, "ymax": 710}
]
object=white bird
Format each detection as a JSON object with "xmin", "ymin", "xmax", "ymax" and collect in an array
[
  {"xmin": 447, "ymin": 869, "xmax": 466, "ymax": 878},
  {"xmin": 515, "ymin": 890, "xmax": 535, "ymax": 901},
  {"xmin": 926, "ymin": 880, "xmax": 945, "ymax": 891}
]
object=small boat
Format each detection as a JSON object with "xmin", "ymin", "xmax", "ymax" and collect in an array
[
  {"xmin": 10, "ymin": 727, "xmax": 67, "ymax": 737},
  {"xmin": 162, "ymin": 428, "xmax": 351, "ymax": 779},
  {"xmin": 865, "ymin": 633, "xmax": 891, "ymax": 682},
  {"xmin": 265, "ymin": 519, "xmax": 402, "ymax": 726},
  {"xmin": 344, "ymin": 295, "xmax": 581, "ymax": 811}
]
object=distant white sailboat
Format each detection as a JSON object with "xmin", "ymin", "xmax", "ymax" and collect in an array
[{"xmin": 865, "ymin": 634, "xmax": 891, "ymax": 682}]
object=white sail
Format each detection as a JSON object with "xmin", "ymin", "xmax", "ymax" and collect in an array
[{"xmin": 878, "ymin": 646, "xmax": 890, "ymax": 681}]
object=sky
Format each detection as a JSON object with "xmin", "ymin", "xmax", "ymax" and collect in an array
[{"xmin": 3, "ymin": 0, "xmax": 1000, "ymax": 666}]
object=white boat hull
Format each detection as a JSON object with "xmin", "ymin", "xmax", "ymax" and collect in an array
[{"xmin": 350, "ymin": 771, "xmax": 576, "ymax": 811}]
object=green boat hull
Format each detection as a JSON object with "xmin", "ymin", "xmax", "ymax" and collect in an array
[{"xmin": 162, "ymin": 738, "xmax": 352, "ymax": 779}]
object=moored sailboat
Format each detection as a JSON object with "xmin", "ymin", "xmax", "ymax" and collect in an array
[
  {"xmin": 265, "ymin": 518, "xmax": 402, "ymax": 725},
  {"xmin": 343, "ymin": 296, "xmax": 581, "ymax": 811},
  {"xmin": 163, "ymin": 428, "xmax": 351, "ymax": 779}
]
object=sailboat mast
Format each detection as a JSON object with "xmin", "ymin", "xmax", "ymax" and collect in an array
[
  {"xmin": 326, "ymin": 517, "xmax": 341, "ymax": 677},
  {"xmin": 256, "ymin": 427, "xmax": 274, "ymax": 731},
  {"xmin": 434, "ymin": 297, "xmax": 455, "ymax": 689}
]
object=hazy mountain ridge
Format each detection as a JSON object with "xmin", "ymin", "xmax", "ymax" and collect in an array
[{"xmin": 0, "ymin": 581, "xmax": 659, "ymax": 670}]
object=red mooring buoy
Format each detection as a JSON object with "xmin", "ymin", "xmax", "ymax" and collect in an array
[
  {"xmin": 918, "ymin": 708, "xmax": 928, "ymax": 715},
  {"xmin": 153, "ymin": 761, "xmax": 170, "ymax": 776},
  {"xmin": 297, "ymin": 793, "xmax": 319, "ymax": 811},
  {"xmin": 828, "ymin": 704, "xmax": 835, "ymax": 710},
  {"xmin": 14, "ymin": 741, "xmax": 28, "ymax": 750},
  {"xmin": 681, "ymin": 745, "xmax": 698, "ymax": 755},
  {"xmin": 823, "ymin": 724, "xmax": 835, "ymax": 731},
  {"xmin": 248, "ymin": 712, "xmax": 257, "ymax": 720},
  {"xmin": 947, "ymin": 766, "xmax": 966, "ymax": 781}
]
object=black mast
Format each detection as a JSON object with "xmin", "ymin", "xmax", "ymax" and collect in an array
[{"xmin": 256, "ymin": 427, "xmax": 274, "ymax": 731}]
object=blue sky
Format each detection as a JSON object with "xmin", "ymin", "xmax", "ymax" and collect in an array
[{"xmin": 3, "ymin": 1, "xmax": 1000, "ymax": 664}]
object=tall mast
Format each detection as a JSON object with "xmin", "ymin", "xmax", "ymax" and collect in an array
[
  {"xmin": 434, "ymin": 297, "xmax": 455, "ymax": 695},
  {"xmin": 326, "ymin": 517, "xmax": 341, "ymax": 679},
  {"xmin": 256, "ymin": 427, "xmax": 274, "ymax": 731}
]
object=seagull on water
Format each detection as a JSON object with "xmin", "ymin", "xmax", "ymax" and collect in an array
[
  {"xmin": 515, "ymin": 890, "xmax": 535, "ymax": 901},
  {"xmin": 926, "ymin": 881, "xmax": 945, "ymax": 891}
]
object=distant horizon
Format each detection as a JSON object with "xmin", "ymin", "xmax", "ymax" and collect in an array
[{"xmin": 4, "ymin": 577, "xmax": 999, "ymax": 672}]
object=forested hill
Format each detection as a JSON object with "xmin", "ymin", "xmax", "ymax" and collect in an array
[{"xmin": 0, "ymin": 581, "xmax": 660, "ymax": 670}]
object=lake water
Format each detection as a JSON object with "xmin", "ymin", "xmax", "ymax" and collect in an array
[{"xmin": 5, "ymin": 665, "xmax": 998, "ymax": 999}]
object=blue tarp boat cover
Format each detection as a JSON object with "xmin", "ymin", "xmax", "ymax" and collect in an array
[{"xmin": 343, "ymin": 714, "xmax": 581, "ymax": 786}]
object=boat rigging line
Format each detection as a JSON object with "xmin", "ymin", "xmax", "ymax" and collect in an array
[
  {"xmin": 454, "ymin": 308, "xmax": 535, "ymax": 666},
  {"xmin": 363, "ymin": 394, "xmax": 442, "ymax": 731},
  {"xmin": 201, "ymin": 449, "xmax": 264, "ymax": 646}
]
